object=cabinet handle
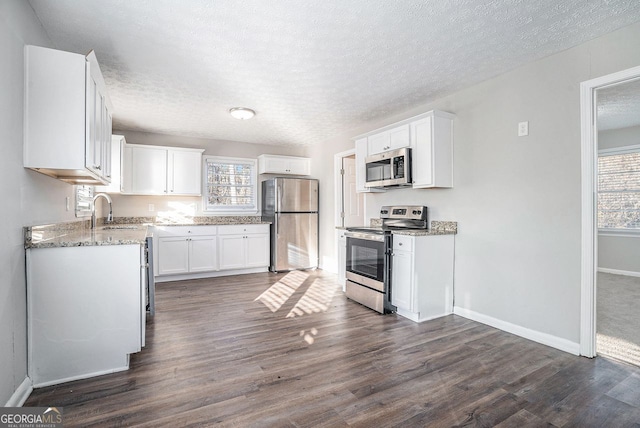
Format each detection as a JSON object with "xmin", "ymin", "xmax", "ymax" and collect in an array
[
  {"xmin": 94, "ymin": 165, "xmax": 101, "ymax": 170},
  {"xmin": 398, "ymin": 242, "xmax": 403, "ymax": 246}
]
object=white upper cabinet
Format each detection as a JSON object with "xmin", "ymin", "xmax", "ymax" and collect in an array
[
  {"xmin": 121, "ymin": 143, "xmax": 204, "ymax": 195},
  {"xmin": 258, "ymin": 154, "xmax": 311, "ymax": 175},
  {"xmin": 95, "ymin": 135, "xmax": 125, "ymax": 193},
  {"xmin": 410, "ymin": 111, "xmax": 454, "ymax": 188},
  {"xmin": 24, "ymin": 45, "xmax": 113, "ymax": 185},
  {"xmin": 168, "ymin": 150, "xmax": 203, "ymax": 195},
  {"xmin": 353, "ymin": 109, "xmax": 454, "ymax": 191},
  {"xmin": 367, "ymin": 124, "xmax": 410, "ymax": 155}
]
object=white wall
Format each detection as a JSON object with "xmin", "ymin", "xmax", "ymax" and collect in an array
[
  {"xmin": 314, "ymin": 21, "xmax": 640, "ymax": 349},
  {"xmin": 0, "ymin": 1, "xmax": 77, "ymax": 405},
  {"xmin": 598, "ymin": 125, "xmax": 640, "ymax": 274},
  {"xmin": 108, "ymin": 130, "xmax": 309, "ymax": 217}
]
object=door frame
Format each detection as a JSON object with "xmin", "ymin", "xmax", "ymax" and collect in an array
[
  {"xmin": 579, "ymin": 65, "xmax": 640, "ymax": 357},
  {"xmin": 334, "ymin": 148, "xmax": 361, "ymax": 227}
]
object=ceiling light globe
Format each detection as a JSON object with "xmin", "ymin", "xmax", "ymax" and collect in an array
[{"xmin": 229, "ymin": 107, "xmax": 255, "ymax": 120}]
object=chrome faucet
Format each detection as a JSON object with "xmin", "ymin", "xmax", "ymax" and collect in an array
[{"xmin": 92, "ymin": 193, "xmax": 113, "ymax": 229}]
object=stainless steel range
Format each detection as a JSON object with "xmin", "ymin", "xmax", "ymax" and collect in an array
[{"xmin": 344, "ymin": 205, "xmax": 427, "ymax": 314}]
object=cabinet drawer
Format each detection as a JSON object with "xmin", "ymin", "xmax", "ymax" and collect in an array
[
  {"xmin": 392, "ymin": 234, "xmax": 414, "ymax": 251},
  {"xmin": 154, "ymin": 225, "xmax": 218, "ymax": 237},
  {"xmin": 218, "ymin": 224, "xmax": 269, "ymax": 235}
]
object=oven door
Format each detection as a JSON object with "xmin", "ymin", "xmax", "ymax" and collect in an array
[{"xmin": 345, "ymin": 235, "xmax": 386, "ymax": 292}]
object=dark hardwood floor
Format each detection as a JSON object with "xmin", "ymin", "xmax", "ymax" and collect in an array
[{"xmin": 26, "ymin": 270, "xmax": 640, "ymax": 427}]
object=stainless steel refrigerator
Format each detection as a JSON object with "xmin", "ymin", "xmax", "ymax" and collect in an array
[{"xmin": 262, "ymin": 177, "xmax": 319, "ymax": 272}]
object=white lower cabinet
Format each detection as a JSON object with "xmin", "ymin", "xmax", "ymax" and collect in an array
[
  {"xmin": 391, "ymin": 234, "xmax": 454, "ymax": 322},
  {"xmin": 336, "ymin": 229, "xmax": 347, "ymax": 286},
  {"xmin": 27, "ymin": 244, "xmax": 144, "ymax": 387},
  {"xmin": 157, "ymin": 235, "xmax": 217, "ymax": 275},
  {"xmin": 218, "ymin": 225, "xmax": 270, "ymax": 270},
  {"xmin": 154, "ymin": 224, "xmax": 269, "ymax": 281}
]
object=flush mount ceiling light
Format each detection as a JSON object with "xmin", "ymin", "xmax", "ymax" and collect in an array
[{"xmin": 229, "ymin": 107, "xmax": 256, "ymax": 120}]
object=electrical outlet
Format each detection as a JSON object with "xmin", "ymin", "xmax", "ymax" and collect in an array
[
  {"xmin": 518, "ymin": 121, "xmax": 529, "ymax": 137},
  {"xmin": 148, "ymin": 204, "xmax": 155, "ymax": 212},
  {"xmin": 65, "ymin": 196, "xmax": 70, "ymax": 211}
]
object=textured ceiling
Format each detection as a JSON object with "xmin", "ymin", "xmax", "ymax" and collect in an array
[
  {"xmin": 28, "ymin": 0, "xmax": 640, "ymax": 146},
  {"xmin": 597, "ymin": 77, "xmax": 640, "ymax": 131}
]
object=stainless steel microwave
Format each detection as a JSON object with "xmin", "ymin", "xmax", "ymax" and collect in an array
[{"xmin": 364, "ymin": 147, "xmax": 412, "ymax": 188}]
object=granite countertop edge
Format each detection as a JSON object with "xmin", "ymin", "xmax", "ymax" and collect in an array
[{"xmin": 25, "ymin": 216, "xmax": 272, "ymax": 249}]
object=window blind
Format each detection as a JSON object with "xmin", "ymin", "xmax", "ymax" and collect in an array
[
  {"xmin": 598, "ymin": 151, "xmax": 640, "ymax": 229},
  {"xmin": 204, "ymin": 157, "xmax": 257, "ymax": 212}
]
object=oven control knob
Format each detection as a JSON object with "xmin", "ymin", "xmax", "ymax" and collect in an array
[
  {"xmin": 413, "ymin": 210, "xmax": 421, "ymax": 215},
  {"xmin": 381, "ymin": 210, "xmax": 388, "ymax": 214}
]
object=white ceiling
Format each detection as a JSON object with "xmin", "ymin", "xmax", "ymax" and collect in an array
[{"xmin": 28, "ymin": 0, "xmax": 640, "ymax": 146}]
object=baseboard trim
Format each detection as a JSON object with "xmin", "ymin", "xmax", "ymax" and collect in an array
[
  {"xmin": 597, "ymin": 267, "xmax": 640, "ymax": 278},
  {"xmin": 155, "ymin": 267, "xmax": 268, "ymax": 283},
  {"xmin": 453, "ymin": 307, "xmax": 580, "ymax": 356},
  {"xmin": 5, "ymin": 377, "xmax": 33, "ymax": 407},
  {"xmin": 32, "ymin": 365, "xmax": 129, "ymax": 389}
]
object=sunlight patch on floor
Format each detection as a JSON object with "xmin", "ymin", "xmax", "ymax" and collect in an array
[
  {"xmin": 254, "ymin": 271, "xmax": 309, "ymax": 312},
  {"xmin": 597, "ymin": 333, "xmax": 640, "ymax": 367},
  {"xmin": 286, "ymin": 277, "xmax": 338, "ymax": 318}
]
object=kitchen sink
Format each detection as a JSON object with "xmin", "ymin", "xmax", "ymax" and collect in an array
[{"xmin": 101, "ymin": 225, "xmax": 140, "ymax": 230}]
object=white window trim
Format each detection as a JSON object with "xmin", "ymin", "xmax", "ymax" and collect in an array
[
  {"xmin": 202, "ymin": 156, "xmax": 258, "ymax": 215},
  {"xmin": 597, "ymin": 144, "xmax": 640, "ymax": 233}
]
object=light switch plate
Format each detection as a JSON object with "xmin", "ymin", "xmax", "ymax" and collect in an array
[
  {"xmin": 148, "ymin": 204, "xmax": 155, "ymax": 212},
  {"xmin": 518, "ymin": 121, "xmax": 529, "ymax": 136}
]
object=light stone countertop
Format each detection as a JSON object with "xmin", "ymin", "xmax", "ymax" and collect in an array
[
  {"xmin": 26, "ymin": 224, "xmax": 150, "ymax": 249},
  {"xmin": 335, "ymin": 220, "xmax": 457, "ymax": 236},
  {"xmin": 25, "ymin": 216, "xmax": 271, "ymax": 249}
]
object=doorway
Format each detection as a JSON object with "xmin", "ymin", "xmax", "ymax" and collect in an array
[
  {"xmin": 334, "ymin": 149, "xmax": 364, "ymax": 228},
  {"xmin": 580, "ymin": 65, "xmax": 640, "ymax": 359},
  {"xmin": 594, "ymin": 78, "xmax": 640, "ymax": 366}
]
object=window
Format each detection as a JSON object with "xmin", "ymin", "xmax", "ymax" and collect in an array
[
  {"xmin": 203, "ymin": 156, "xmax": 257, "ymax": 213},
  {"xmin": 598, "ymin": 145, "xmax": 640, "ymax": 230}
]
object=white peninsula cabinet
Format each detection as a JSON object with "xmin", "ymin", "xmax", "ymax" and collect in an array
[
  {"xmin": 24, "ymin": 45, "xmax": 113, "ymax": 185},
  {"xmin": 27, "ymin": 245, "xmax": 144, "ymax": 387},
  {"xmin": 391, "ymin": 234, "xmax": 454, "ymax": 322},
  {"xmin": 154, "ymin": 224, "xmax": 269, "ymax": 282},
  {"xmin": 121, "ymin": 143, "xmax": 204, "ymax": 195}
]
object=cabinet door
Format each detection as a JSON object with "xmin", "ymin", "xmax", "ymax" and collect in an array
[
  {"xmin": 157, "ymin": 237, "xmax": 189, "ymax": 275},
  {"xmin": 286, "ymin": 158, "xmax": 311, "ymax": 175},
  {"xmin": 102, "ymin": 103, "xmax": 112, "ymax": 182},
  {"xmin": 129, "ymin": 146, "xmax": 168, "ymax": 194},
  {"xmin": 262, "ymin": 156, "xmax": 289, "ymax": 174},
  {"xmin": 410, "ymin": 117, "xmax": 434, "ymax": 188},
  {"xmin": 189, "ymin": 236, "xmax": 218, "ymax": 272},
  {"xmin": 337, "ymin": 230, "xmax": 347, "ymax": 283},
  {"xmin": 367, "ymin": 125, "xmax": 410, "ymax": 155},
  {"xmin": 245, "ymin": 234, "xmax": 269, "ymax": 268},
  {"xmin": 391, "ymin": 250, "xmax": 414, "ymax": 311},
  {"xmin": 169, "ymin": 150, "xmax": 202, "ymax": 195},
  {"xmin": 85, "ymin": 71, "xmax": 102, "ymax": 176},
  {"xmin": 218, "ymin": 235, "xmax": 246, "ymax": 270},
  {"xmin": 388, "ymin": 125, "xmax": 410, "ymax": 150},
  {"xmin": 367, "ymin": 132, "xmax": 389, "ymax": 155}
]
